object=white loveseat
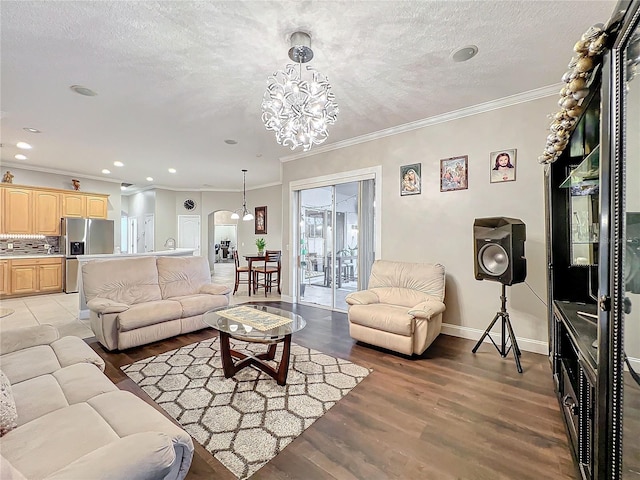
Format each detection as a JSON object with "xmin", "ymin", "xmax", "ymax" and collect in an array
[
  {"xmin": 83, "ymin": 255, "xmax": 230, "ymax": 350},
  {"xmin": 0, "ymin": 324, "xmax": 194, "ymax": 480},
  {"xmin": 346, "ymin": 260, "xmax": 446, "ymax": 355}
]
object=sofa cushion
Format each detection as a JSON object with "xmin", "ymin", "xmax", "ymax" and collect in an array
[
  {"xmin": 157, "ymin": 256, "xmax": 212, "ymax": 299},
  {"xmin": 1, "ymin": 403, "xmax": 120, "ymax": 480},
  {"xmin": 11, "ymin": 363, "xmax": 118, "ymax": 428},
  {"xmin": 370, "ymin": 287, "xmax": 432, "ymax": 308},
  {"xmin": 0, "ymin": 454, "xmax": 26, "ymax": 480},
  {"xmin": 82, "ymin": 256, "xmax": 162, "ymax": 305},
  {"xmin": 368, "ymin": 261, "xmax": 445, "ymax": 301},
  {"xmin": 348, "ymin": 304, "xmax": 414, "ymax": 336},
  {"xmin": 1, "ymin": 346, "xmax": 63, "ymax": 385},
  {"xmin": 117, "ymin": 300, "xmax": 183, "ymax": 332},
  {"xmin": 0, "ymin": 325, "xmax": 58, "ymax": 356},
  {"xmin": 0, "ymin": 370, "xmax": 17, "ymax": 436},
  {"xmin": 171, "ymin": 294, "xmax": 229, "ymax": 318}
]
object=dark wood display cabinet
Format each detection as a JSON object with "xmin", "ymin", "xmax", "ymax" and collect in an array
[{"xmin": 546, "ymin": 1, "xmax": 640, "ymax": 478}]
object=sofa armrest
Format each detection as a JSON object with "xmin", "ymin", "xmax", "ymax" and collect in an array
[
  {"xmin": 345, "ymin": 290, "xmax": 380, "ymax": 305},
  {"xmin": 199, "ymin": 283, "xmax": 232, "ymax": 295},
  {"xmin": 44, "ymin": 432, "xmax": 176, "ymax": 480},
  {"xmin": 0, "ymin": 325, "xmax": 59, "ymax": 356},
  {"xmin": 407, "ymin": 299, "xmax": 446, "ymax": 320},
  {"xmin": 87, "ymin": 298, "xmax": 130, "ymax": 315}
]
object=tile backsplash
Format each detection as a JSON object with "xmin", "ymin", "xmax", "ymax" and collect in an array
[{"xmin": 0, "ymin": 236, "xmax": 60, "ymax": 255}]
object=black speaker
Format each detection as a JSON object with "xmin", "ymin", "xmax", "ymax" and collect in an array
[{"xmin": 473, "ymin": 217, "xmax": 527, "ymax": 286}]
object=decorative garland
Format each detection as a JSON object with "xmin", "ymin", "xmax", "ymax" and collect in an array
[{"xmin": 539, "ymin": 24, "xmax": 608, "ymax": 164}]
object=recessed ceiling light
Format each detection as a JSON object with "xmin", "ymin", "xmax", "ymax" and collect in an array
[
  {"xmin": 168, "ymin": 168, "xmax": 176, "ymax": 173},
  {"xmin": 102, "ymin": 169, "xmax": 111, "ymax": 174},
  {"xmin": 450, "ymin": 45, "xmax": 479, "ymax": 62},
  {"xmin": 14, "ymin": 154, "xmax": 27, "ymax": 160},
  {"xmin": 113, "ymin": 161, "xmax": 124, "ymax": 167},
  {"xmin": 146, "ymin": 177, "xmax": 153, "ymax": 182},
  {"xmin": 16, "ymin": 141, "xmax": 32, "ymax": 149},
  {"xmin": 224, "ymin": 139, "xmax": 238, "ymax": 145},
  {"xmin": 23, "ymin": 127, "xmax": 41, "ymax": 133},
  {"xmin": 70, "ymin": 85, "xmax": 98, "ymax": 96}
]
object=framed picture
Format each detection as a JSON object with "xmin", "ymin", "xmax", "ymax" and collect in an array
[
  {"xmin": 400, "ymin": 163, "xmax": 421, "ymax": 196},
  {"xmin": 490, "ymin": 149, "xmax": 517, "ymax": 183},
  {"xmin": 255, "ymin": 206, "xmax": 267, "ymax": 234},
  {"xmin": 440, "ymin": 155, "xmax": 468, "ymax": 192}
]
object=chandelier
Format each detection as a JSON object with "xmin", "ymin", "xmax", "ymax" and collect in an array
[
  {"xmin": 231, "ymin": 169, "xmax": 254, "ymax": 221},
  {"xmin": 261, "ymin": 31, "xmax": 338, "ymax": 152}
]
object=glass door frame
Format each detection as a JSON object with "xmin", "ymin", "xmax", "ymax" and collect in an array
[{"xmin": 289, "ymin": 166, "xmax": 382, "ymax": 311}]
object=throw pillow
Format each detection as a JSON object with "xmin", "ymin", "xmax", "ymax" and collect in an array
[{"xmin": 0, "ymin": 369, "xmax": 17, "ymax": 436}]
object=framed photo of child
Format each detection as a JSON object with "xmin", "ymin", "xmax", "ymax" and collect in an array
[
  {"xmin": 400, "ymin": 163, "xmax": 421, "ymax": 196},
  {"xmin": 490, "ymin": 149, "xmax": 517, "ymax": 183}
]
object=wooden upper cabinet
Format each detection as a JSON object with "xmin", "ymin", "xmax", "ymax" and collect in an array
[
  {"xmin": 86, "ymin": 195, "xmax": 108, "ymax": 219},
  {"xmin": 2, "ymin": 187, "xmax": 33, "ymax": 234},
  {"xmin": 34, "ymin": 191, "xmax": 61, "ymax": 235},
  {"xmin": 63, "ymin": 193, "xmax": 86, "ymax": 218}
]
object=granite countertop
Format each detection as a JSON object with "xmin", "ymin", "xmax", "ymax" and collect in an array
[{"xmin": 0, "ymin": 254, "xmax": 65, "ymax": 259}]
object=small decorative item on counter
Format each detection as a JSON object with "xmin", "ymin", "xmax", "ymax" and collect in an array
[
  {"xmin": 255, "ymin": 237, "xmax": 266, "ymax": 255},
  {"xmin": 2, "ymin": 171, "xmax": 14, "ymax": 183},
  {"xmin": 71, "ymin": 179, "xmax": 81, "ymax": 190}
]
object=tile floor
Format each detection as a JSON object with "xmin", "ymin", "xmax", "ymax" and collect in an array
[{"xmin": 0, "ymin": 262, "xmax": 281, "ymax": 339}]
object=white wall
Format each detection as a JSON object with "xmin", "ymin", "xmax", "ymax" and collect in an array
[
  {"xmin": 155, "ymin": 189, "xmax": 177, "ymax": 251},
  {"xmin": 281, "ymin": 96, "xmax": 556, "ymax": 351},
  {"xmin": 0, "ymin": 166, "xmax": 122, "ymax": 248},
  {"xmin": 128, "ymin": 190, "xmax": 156, "ymax": 253}
]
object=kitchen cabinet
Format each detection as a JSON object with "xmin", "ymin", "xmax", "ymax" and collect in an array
[
  {"xmin": 4, "ymin": 258, "xmax": 63, "ymax": 297},
  {"xmin": 2, "ymin": 187, "xmax": 33, "ymax": 234},
  {"xmin": 0, "ymin": 185, "xmax": 109, "ymax": 235},
  {"xmin": 86, "ymin": 195, "xmax": 108, "ymax": 219},
  {"xmin": 34, "ymin": 190, "xmax": 61, "ymax": 235},
  {"xmin": 0, "ymin": 260, "xmax": 9, "ymax": 296},
  {"xmin": 63, "ymin": 192, "xmax": 109, "ymax": 219},
  {"xmin": 62, "ymin": 193, "xmax": 86, "ymax": 218}
]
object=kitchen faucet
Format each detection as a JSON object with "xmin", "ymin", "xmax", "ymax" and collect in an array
[{"xmin": 164, "ymin": 238, "xmax": 176, "ymax": 250}]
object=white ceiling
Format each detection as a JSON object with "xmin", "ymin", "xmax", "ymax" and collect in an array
[{"xmin": 0, "ymin": 1, "xmax": 616, "ymax": 192}]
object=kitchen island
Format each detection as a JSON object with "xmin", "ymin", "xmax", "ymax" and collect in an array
[{"xmin": 76, "ymin": 249, "xmax": 196, "ymax": 319}]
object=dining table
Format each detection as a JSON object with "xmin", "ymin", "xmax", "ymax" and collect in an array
[{"xmin": 243, "ymin": 253, "xmax": 268, "ymax": 296}]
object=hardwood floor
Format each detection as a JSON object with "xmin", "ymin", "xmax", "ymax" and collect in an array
[{"xmin": 89, "ymin": 302, "xmax": 577, "ymax": 480}]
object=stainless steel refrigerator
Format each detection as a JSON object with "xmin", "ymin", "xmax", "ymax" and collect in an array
[{"xmin": 61, "ymin": 218, "xmax": 114, "ymax": 293}]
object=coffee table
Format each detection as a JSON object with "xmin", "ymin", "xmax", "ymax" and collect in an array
[{"xmin": 203, "ymin": 305, "xmax": 306, "ymax": 385}]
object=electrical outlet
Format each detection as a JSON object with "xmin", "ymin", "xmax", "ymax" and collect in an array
[{"xmin": 7, "ymin": 242, "xmax": 13, "ymax": 249}]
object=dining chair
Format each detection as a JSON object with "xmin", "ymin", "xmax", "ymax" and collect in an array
[
  {"xmin": 253, "ymin": 250, "xmax": 281, "ymax": 296},
  {"xmin": 233, "ymin": 250, "xmax": 251, "ymax": 295}
]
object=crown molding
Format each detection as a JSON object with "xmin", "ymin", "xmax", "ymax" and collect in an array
[
  {"xmin": 0, "ymin": 161, "xmax": 123, "ymax": 185},
  {"xmin": 280, "ymin": 83, "xmax": 561, "ymax": 163}
]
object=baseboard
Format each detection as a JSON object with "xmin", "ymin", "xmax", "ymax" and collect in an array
[{"xmin": 441, "ymin": 323, "xmax": 548, "ymax": 355}]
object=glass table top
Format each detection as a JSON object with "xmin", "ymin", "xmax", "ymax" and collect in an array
[{"xmin": 203, "ymin": 304, "xmax": 306, "ymax": 339}]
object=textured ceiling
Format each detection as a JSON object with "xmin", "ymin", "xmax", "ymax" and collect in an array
[{"xmin": 0, "ymin": 1, "xmax": 616, "ymax": 191}]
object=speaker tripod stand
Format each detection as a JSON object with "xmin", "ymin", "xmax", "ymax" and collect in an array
[{"xmin": 472, "ymin": 283, "xmax": 522, "ymax": 373}]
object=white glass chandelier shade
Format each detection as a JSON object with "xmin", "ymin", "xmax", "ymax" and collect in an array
[
  {"xmin": 261, "ymin": 32, "xmax": 338, "ymax": 152},
  {"xmin": 232, "ymin": 170, "xmax": 254, "ymax": 221}
]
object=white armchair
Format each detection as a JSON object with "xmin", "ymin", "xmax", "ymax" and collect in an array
[{"xmin": 346, "ymin": 260, "xmax": 446, "ymax": 355}]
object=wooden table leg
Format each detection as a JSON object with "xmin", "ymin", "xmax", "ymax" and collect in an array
[{"xmin": 218, "ymin": 331, "xmax": 235, "ymax": 378}]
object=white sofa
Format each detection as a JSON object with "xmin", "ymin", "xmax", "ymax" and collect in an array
[
  {"xmin": 83, "ymin": 255, "xmax": 230, "ymax": 350},
  {"xmin": 346, "ymin": 260, "xmax": 446, "ymax": 355},
  {"xmin": 0, "ymin": 324, "xmax": 194, "ymax": 480}
]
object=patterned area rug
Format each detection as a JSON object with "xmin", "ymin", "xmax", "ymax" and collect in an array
[{"xmin": 122, "ymin": 338, "xmax": 370, "ymax": 479}]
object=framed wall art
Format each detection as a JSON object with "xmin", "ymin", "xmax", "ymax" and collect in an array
[
  {"xmin": 255, "ymin": 206, "xmax": 267, "ymax": 234},
  {"xmin": 400, "ymin": 163, "xmax": 421, "ymax": 196},
  {"xmin": 440, "ymin": 155, "xmax": 468, "ymax": 192},
  {"xmin": 490, "ymin": 149, "xmax": 517, "ymax": 183}
]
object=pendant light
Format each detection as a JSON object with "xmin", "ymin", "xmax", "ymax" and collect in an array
[{"xmin": 231, "ymin": 169, "xmax": 254, "ymax": 221}]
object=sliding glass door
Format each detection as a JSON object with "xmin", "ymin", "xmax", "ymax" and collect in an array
[{"xmin": 297, "ymin": 179, "xmax": 374, "ymax": 311}]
